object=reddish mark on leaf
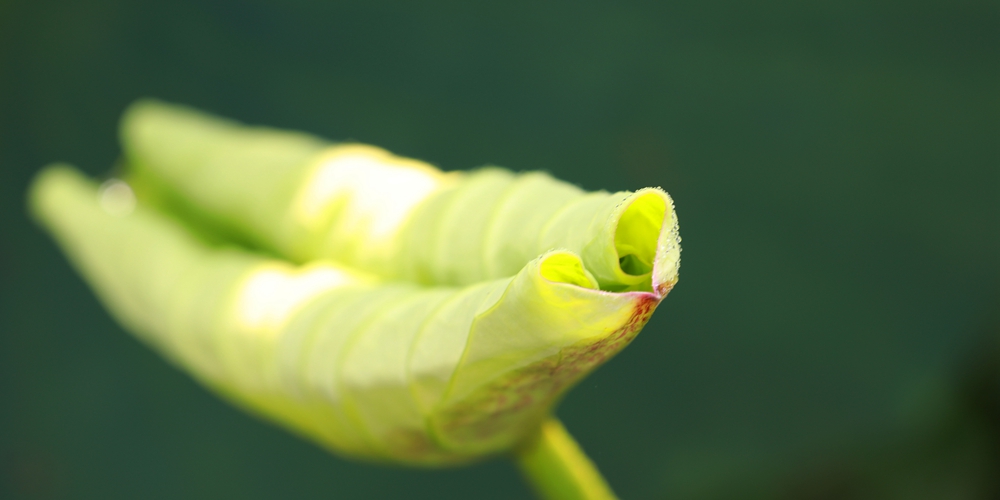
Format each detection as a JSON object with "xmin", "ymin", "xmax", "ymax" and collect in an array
[{"xmin": 434, "ymin": 291, "xmax": 668, "ymax": 452}]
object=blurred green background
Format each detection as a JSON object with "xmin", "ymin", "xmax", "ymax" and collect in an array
[{"xmin": 1, "ymin": 1, "xmax": 997, "ymax": 498}]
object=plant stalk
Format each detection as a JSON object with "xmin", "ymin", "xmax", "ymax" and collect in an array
[{"xmin": 513, "ymin": 418, "xmax": 618, "ymax": 500}]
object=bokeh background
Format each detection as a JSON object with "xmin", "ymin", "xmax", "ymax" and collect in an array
[{"xmin": 1, "ymin": 1, "xmax": 997, "ymax": 498}]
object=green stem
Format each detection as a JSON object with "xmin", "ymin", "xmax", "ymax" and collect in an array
[{"xmin": 513, "ymin": 418, "xmax": 618, "ymax": 500}]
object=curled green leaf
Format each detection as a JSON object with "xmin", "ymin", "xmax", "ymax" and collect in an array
[{"xmin": 28, "ymin": 102, "xmax": 680, "ymax": 469}]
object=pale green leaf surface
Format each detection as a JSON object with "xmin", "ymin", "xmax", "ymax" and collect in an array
[
  {"xmin": 29, "ymin": 163, "xmax": 677, "ymax": 465},
  {"xmin": 121, "ymin": 100, "xmax": 679, "ymax": 293}
]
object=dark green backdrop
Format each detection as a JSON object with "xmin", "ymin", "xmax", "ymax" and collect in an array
[{"xmin": 1, "ymin": 1, "xmax": 997, "ymax": 499}]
